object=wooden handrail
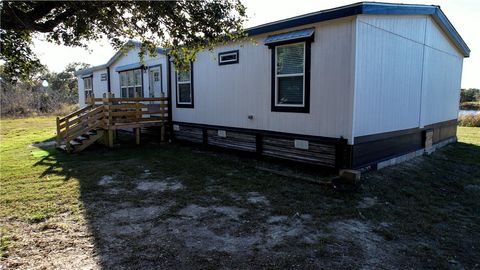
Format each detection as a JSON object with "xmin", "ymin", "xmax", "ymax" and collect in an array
[
  {"xmin": 56, "ymin": 96, "xmax": 170, "ymax": 148},
  {"xmin": 58, "ymin": 105, "xmax": 91, "ymax": 122}
]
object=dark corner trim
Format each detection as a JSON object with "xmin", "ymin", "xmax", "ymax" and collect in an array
[
  {"xmin": 218, "ymin": 50, "xmax": 239, "ymax": 66},
  {"xmin": 175, "ymin": 62, "xmax": 194, "ymax": 109},
  {"xmin": 107, "ymin": 67, "xmax": 111, "ymax": 93},
  {"xmin": 270, "ymin": 40, "xmax": 311, "ymax": 113}
]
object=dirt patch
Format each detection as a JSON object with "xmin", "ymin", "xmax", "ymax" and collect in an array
[
  {"xmin": 98, "ymin": 175, "xmax": 114, "ymax": 186},
  {"xmin": 136, "ymin": 180, "xmax": 183, "ymax": 192},
  {"xmin": 357, "ymin": 197, "xmax": 377, "ymax": 209},
  {"xmin": 1, "ymin": 215, "xmax": 99, "ymax": 270},
  {"xmin": 246, "ymin": 192, "xmax": 270, "ymax": 205},
  {"xmin": 31, "ymin": 140, "xmax": 56, "ymax": 148}
]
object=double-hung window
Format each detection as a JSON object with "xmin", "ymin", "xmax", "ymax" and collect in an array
[
  {"xmin": 275, "ymin": 42, "xmax": 305, "ymax": 107},
  {"xmin": 267, "ymin": 28, "xmax": 313, "ymax": 113},
  {"xmin": 120, "ymin": 69, "xmax": 143, "ymax": 98},
  {"xmin": 176, "ymin": 64, "xmax": 194, "ymax": 108},
  {"xmin": 83, "ymin": 76, "xmax": 93, "ymax": 99}
]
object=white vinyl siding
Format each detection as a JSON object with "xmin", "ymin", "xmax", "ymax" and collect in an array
[
  {"xmin": 120, "ymin": 69, "xmax": 142, "ymax": 98},
  {"xmin": 177, "ymin": 69, "xmax": 192, "ymax": 104},
  {"xmin": 172, "ymin": 18, "xmax": 356, "ymax": 142},
  {"xmin": 352, "ymin": 15, "xmax": 465, "ymax": 140},
  {"xmin": 275, "ymin": 42, "xmax": 305, "ymax": 106}
]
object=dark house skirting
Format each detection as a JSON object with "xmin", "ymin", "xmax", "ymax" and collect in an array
[
  {"xmin": 350, "ymin": 119, "xmax": 457, "ymax": 169},
  {"xmin": 172, "ymin": 119, "xmax": 457, "ymax": 170},
  {"xmin": 172, "ymin": 122, "xmax": 346, "ymax": 169}
]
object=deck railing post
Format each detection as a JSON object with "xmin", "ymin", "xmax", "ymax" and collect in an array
[
  {"xmin": 135, "ymin": 101, "xmax": 141, "ymax": 145},
  {"xmin": 56, "ymin": 116, "xmax": 61, "ymax": 147},
  {"xmin": 65, "ymin": 118, "xmax": 71, "ymax": 152},
  {"xmin": 105, "ymin": 92, "xmax": 114, "ymax": 148}
]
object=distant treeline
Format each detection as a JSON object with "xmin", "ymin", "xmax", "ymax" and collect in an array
[
  {"xmin": 0, "ymin": 63, "xmax": 89, "ymax": 117},
  {"xmin": 460, "ymin": 88, "xmax": 480, "ymax": 110}
]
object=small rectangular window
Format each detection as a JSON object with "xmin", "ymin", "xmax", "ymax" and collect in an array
[
  {"xmin": 218, "ymin": 50, "xmax": 239, "ymax": 65},
  {"xmin": 101, "ymin": 73, "xmax": 107, "ymax": 81},
  {"xmin": 176, "ymin": 63, "xmax": 194, "ymax": 108}
]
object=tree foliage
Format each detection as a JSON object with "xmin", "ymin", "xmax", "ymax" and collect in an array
[
  {"xmin": 0, "ymin": 1, "xmax": 246, "ymax": 81},
  {"xmin": 460, "ymin": 88, "xmax": 480, "ymax": 103},
  {"xmin": 1, "ymin": 62, "xmax": 89, "ymax": 116}
]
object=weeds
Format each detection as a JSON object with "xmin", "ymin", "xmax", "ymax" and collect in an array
[{"xmin": 458, "ymin": 113, "xmax": 480, "ymax": 127}]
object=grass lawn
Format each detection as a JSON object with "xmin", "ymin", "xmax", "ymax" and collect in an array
[{"xmin": 1, "ymin": 117, "xmax": 479, "ymax": 269}]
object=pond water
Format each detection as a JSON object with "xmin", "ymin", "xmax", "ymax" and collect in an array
[{"xmin": 459, "ymin": 110, "xmax": 480, "ymax": 116}]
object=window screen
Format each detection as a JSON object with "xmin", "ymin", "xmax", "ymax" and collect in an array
[
  {"xmin": 177, "ymin": 69, "xmax": 192, "ymax": 104},
  {"xmin": 275, "ymin": 43, "xmax": 305, "ymax": 106}
]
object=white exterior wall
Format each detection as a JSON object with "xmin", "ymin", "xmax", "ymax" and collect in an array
[
  {"xmin": 78, "ymin": 77, "xmax": 84, "ymax": 107},
  {"xmin": 92, "ymin": 68, "xmax": 108, "ymax": 98},
  {"xmin": 172, "ymin": 18, "xmax": 356, "ymax": 142},
  {"xmin": 109, "ymin": 48, "xmax": 168, "ymax": 98},
  {"xmin": 419, "ymin": 18, "xmax": 463, "ymax": 126},
  {"xmin": 353, "ymin": 15, "xmax": 464, "ymax": 139},
  {"xmin": 77, "ymin": 68, "xmax": 107, "ymax": 107}
]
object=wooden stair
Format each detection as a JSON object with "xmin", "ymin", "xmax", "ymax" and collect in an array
[
  {"xmin": 57, "ymin": 129, "xmax": 104, "ymax": 153},
  {"xmin": 56, "ymin": 95, "xmax": 169, "ymax": 153}
]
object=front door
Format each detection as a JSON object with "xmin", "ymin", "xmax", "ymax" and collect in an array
[{"xmin": 149, "ymin": 66, "xmax": 162, "ymax": 97}]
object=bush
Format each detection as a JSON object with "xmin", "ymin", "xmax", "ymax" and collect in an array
[
  {"xmin": 1, "ymin": 62, "xmax": 86, "ymax": 117},
  {"xmin": 458, "ymin": 114, "xmax": 480, "ymax": 127},
  {"xmin": 460, "ymin": 102, "xmax": 480, "ymax": 110},
  {"xmin": 460, "ymin": 88, "xmax": 480, "ymax": 103}
]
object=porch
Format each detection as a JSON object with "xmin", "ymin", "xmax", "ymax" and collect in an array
[{"xmin": 56, "ymin": 93, "xmax": 169, "ymax": 153}]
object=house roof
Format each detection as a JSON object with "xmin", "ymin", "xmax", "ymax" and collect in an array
[
  {"xmin": 75, "ymin": 40, "xmax": 167, "ymax": 76},
  {"xmin": 246, "ymin": 2, "xmax": 470, "ymax": 57},
  {"xmin": 76, "ymin": 2, "xmax": 469, "ymax": 75}
]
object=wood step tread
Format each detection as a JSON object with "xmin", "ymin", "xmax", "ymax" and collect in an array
[
  {"xmin": 57, "ymin": 145, "xmax": 67, "ymax": 151},
  {"xmin": 69, "ymin": 140, "xmax": 82, "ymax": 146},
  {"xmin": 76, "ymin": 136, "xmax": 89, "ymax": 141}
]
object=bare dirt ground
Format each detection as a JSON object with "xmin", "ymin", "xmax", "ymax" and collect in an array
[
  {"xmin": 2, "ymin": 127, "xmax": 479, "ymax": 269},
  {"xmin": 2, "ymin": 168, "xmax": 407, "ymax": 270}
]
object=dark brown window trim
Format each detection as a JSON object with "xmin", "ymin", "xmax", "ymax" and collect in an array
[{"xmin": 175, "ymin": 62, "xmax": 194, "ymax": 108}]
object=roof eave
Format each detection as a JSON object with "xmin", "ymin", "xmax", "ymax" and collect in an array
[{"xmin": 245, "ymin": 2, "xmax": 470, "ymax": 57}]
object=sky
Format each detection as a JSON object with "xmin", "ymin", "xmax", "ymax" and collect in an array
[{"xmin": 32, "ymin": 0, "xmax": 479, "ymax": 88}]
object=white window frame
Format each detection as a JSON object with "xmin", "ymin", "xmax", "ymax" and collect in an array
[
  {"xmin": 219, "ymin": 51, "xmax": 239, "ymax": 65},
  {"xmin": 274, "ymin": 42, "xmax": 306, "ymax": 107},
  {"xmin": 84, "ymin": 76, "xmax": 93, "ymax": 99},
  {"xmin": 176, "ymin": 69, "xmax": 192, "ymax": 105},
  {"xmin": 119, "ymin": 69, "xmax": 143, "ymax": 98}
]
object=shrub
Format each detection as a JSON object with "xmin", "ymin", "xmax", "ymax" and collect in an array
[
  {"xmin": 458, "ymin": 114, "xmax": 480, "ymax": 127},
  {"xmin": 460, "ymin": 102, "xmax": 480, "ymax": 110}
]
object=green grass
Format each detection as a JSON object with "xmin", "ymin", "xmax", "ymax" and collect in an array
[{"xmin": 0, "ymin": 117, "xmax": 479, "ymax": 267}]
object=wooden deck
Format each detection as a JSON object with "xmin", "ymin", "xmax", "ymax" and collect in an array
[{"xmin": 56, "ymin": 94, "xmax": 169, "ymax": 152}]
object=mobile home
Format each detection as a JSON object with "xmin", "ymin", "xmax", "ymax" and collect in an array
[
  {"xmin": 76, "ymin": 41, "xmax": 169, "ymax": 107},
  {"xmin": 76, "ymin": 2, "xmax": 470, "ymax": 170}
]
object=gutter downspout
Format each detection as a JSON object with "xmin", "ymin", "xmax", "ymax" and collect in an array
[
  {"xmin": 166, "ymin": 56, "xmax": 173, "ymax": 141},
  {"xmin": 107, "ymin": 67, "xmax": 111, "ymax": 93}
]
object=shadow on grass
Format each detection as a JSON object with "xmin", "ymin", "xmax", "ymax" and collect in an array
[{"xmin": 30, "ymin": 133, "xmax": 480, "ymax": 269}]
